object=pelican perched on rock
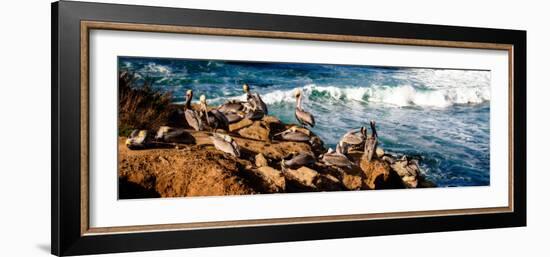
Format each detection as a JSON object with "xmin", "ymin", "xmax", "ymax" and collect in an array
[
  {"xmin": 281, "ymin": 153, "xmax": 316, "ymax": 169},
  {"xmin": 155, "ymin": 126, "xmax": 194, "ymax": 144},
  {"xmin": 199, "ymin": 95, "xmax": 229, "ymax": 131},
  {"xmin": 125, "ymin": 129, "xmax": 150, "ymax": 150},
  {"xmin": 243, "ymin": 83, "xmax": 268, "ymax": 115},
  {"xmin": 337, "ymin": 126, "xmax": 367, "ymax": 154},
  {"xmin": 183, "ymin": 90, "xmax": 203, "ymax": 131},
  {"xmin": 273, "ymin": 127, "xmax": 310, "ymax": 142},
  {"xmin": 217, "ymin": 99, "xmax": 246, "ymax": 113},
  {"xmin": 244, "ymin": 107, "xmax": 265, "ymax": 121},
  {"xmin": 294, "ymin": 89, "xmax": 315, "ymax": 128},
  {"xmin": 363, "ymin": 120, "xmax": 378, "ymax": 162},
  {"xmin": 217, "ymin": 100, "xmax": 249, "ymax": 124},
  {"xmin": 209, "ymin": 133, "xmax": 240, "ymax": 157},
  {"xmin": 223, "ymin": 111, "xmax": 245, "ymax": 124},
  {"xmin": 321, "ymin": 148, "xmax": 354, "ymax": 169}
]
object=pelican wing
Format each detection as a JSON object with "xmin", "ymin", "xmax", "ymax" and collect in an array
[
  {"xmin": 210, "ymin": 109, "xmax": 229, "ymax": 130},
  {"xmin": 254, "ymin": 93, "xmax": 268, "ymax": 115},
  {"xmin": 163, "ymin": 128, "xmax": 194, "ymax": 144},
  {"xmin": 279, "ymin": 131, "xmax": 310, "ymax": 142},
  {"xmin": 364, "ymin": 136, "xmax": 378, "ymax": 162},
  {"xmin": 230, "ymin": 139, "xmax": 241, "ymax": 157},
  {"xmin": 224, "ymin": 112, "xmax": 244, "ymax": 124},
  {"xmin": 185, "ymin": 109, "xmax": 202, "ymax": 131},
  {"xmin": 295, "ymin": 109, "xmax": 315, "ymax": 128},
  {"xmin": 218, "ymin": 101, "xmax": 244, "ymax": 113},
  {"xmin": 245, "ymin": 109, "xmax": 264, "ymax": 120},
  {"xmin": 341, "ymin": 129, "xmax": 365, "ymax": 145},
  {"xmin": 210, "ymin": 136, "xmax": 239, "ymax": 157},
  {"xmin": 323, "ymin": 153, "xmax": 353, "ymax": 168},
  {"xmin": 284, "ymin": 153, "xmax": 315, "ymax": 168}
]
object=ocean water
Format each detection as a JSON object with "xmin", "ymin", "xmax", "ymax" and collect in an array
[{"xmin": 119, "ymin": 56, "xmax": 491, "ymax": 187}]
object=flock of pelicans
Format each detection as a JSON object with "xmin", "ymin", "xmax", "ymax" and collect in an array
[
  {"xmin": 181, "ymin": 84, "xmax": 314, "ymax": 132},
  {"xmin": 126, "ymin": 84, "xmax": 384, "ymax": 177},
  {"xmin": 130, "ymin": 83, "xmax": 380, "ymax": 172}
]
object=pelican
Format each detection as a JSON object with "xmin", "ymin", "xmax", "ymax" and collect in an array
[
  {"xmin": 200, "ymin": 95, "xmax": 230, "ymax": 131},
  {"xmin": 217, "ymin": 100, "xmax": 248, "ymax": 124},
  {"xmin": 294, "ymin": 89, "xmax": 315, "ymax": 128},
  {"xmin": 155, "ymin": 126, "xmax": 194, "ymax": 144},
  {"xmin": 281, "ymin": 153, "xmax": 316, "ymax": 169},
  {"xmin": 209, "ymin": 133, "xmax": 240, "ymax": 157},
  {"xmin": 125, "ymin": 129, "xmax": 150, "ymax": 149},
  {"xmin": 217, "ymin": 99, "xmax": 246, "ymax": 113},
  {"xmin": 362, "ymin": 120, "xmax": 378, "ymax": 162},
  {"xmin": 243, "ymin": 84, "xmax": 268, "ymax": 115},
  {"xmin": 321, "ymin": 148, "xmax": 354, "ymax": 169},
  {"xmin": 223, "ymin": 111, "xmax": 245, "ymax": 124},
  {"xmin": 273, "ymin": 127, "xmax": 310, "ymax": 142},
  {"xmin": 337, "ymin": 127, "xmax": 367, "ymax": 154},
  {"xmin": 183, "ymin": 90, "xmax": 203, "ymax": 131},
  {"xmin": 244, "ymin": 108, "xmax": 265, "ymax": 121}
]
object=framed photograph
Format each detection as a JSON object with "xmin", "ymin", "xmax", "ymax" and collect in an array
[{"xmin": 51, "ymin": 1, "xmax": 526, "ymax": 256}]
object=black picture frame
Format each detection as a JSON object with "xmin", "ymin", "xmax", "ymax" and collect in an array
[{"xmin": 51, "ymin": 1, "xmax": 526, "ymax": 256}]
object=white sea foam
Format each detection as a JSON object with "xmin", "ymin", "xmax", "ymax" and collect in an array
[
  {"xmin": 255, "ymin": 83, "xmax": 490, "ymax": 108},
  {"xmin": 140, "ymin": 62, "xmax": 172, "ymax": 75}
]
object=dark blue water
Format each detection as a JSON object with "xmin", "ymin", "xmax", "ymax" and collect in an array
[{"xmin": 119, "ymin": 56, "xmax": 491, "ymax": 187}]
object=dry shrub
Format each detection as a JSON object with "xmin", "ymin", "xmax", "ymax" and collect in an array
[{"xmin": 118, "ymin": 71, "xmax": 181, "ymax": 136}]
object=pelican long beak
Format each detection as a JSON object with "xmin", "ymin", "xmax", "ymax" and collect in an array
[{"xmin": 200, "ymin": 102, "xmax": 211, "ymax": 125}]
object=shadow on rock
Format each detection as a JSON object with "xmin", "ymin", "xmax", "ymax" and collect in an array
[{"xmin": 119, "ymin": 178, "xmax": 160, "ymax": 199}]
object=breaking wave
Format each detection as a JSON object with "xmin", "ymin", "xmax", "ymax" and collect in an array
[{"xmin": 258, "ymin": 84, "xmax": 490, "ymax": 108}]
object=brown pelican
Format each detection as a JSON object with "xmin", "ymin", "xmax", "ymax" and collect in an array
[
  {"xmin": 125, "ymin": 129, "xmax": 150, "ymax": 149},
  {"xmin": 223, "ymin": 111, "xmax": 245, "ymax": 124},
  {"xmin": 281, "ymin": 153, "xmax": 316, "ymax": 169},
  {"xmin": 155, "ymin": 126, "xmax": 194, "ymax": 144},
  {"xmin": 362, "ymin": 120, "xmax": 378, "ymax": 162},
  {"xmin": 243, "ymin": 84, "xmax": 268, "ymax": 115},
  {"xmin": 183, "ymin": 90, "xmax": 203, "ymax": 131},
  {"xmin": 245, "ymin": 108, "xmax": 265, "ymax": 121},
  {"xmin": 209, "ymin": 133, "xmax": 240, "ymax": 157},
  {"xmin": 217, "ymin": 99, "xmax": 246, "ymax": 113},
  {"xmin": 217, "ymin": 100, "xmax": 250, "ymax": 124},
  {"xmin": 321, "ymin": 148, "xmax": 354, "ymax": 169},
  {"xmin": 337, "ymin": 127, "xmax": 367, "ymax": 154},
  {"xmin": 273, "ymin": 127, "xmax": 310, "ymax": 142},
  {"xmin": 200, "ymin": 95, "xmax": 230, "ymax": 131},
  {"xmin": 294, "ymin": 89, "xmax": 315, "ymax": 128}
]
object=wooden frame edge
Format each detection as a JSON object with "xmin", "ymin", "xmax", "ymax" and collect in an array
[{"xmin": 79, "ymin": 20, "xmax": 515, "ymax": 236}]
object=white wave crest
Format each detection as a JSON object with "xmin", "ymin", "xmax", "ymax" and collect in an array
[
  {"xmin": 368, "ymin": 84, "xmax": 490, "ymax": 107},
  {"xmin": 257, "ymin": 84, "xmax": 490, "ymax": 108},
  {"xmin": 140, "ymin": 62, "xmax": 171, "ymax": 75}
]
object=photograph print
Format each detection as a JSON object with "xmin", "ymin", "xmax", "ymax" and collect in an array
[{"xmin": 118, "ymin": 56, "xmax": 490, "ymax": 199}]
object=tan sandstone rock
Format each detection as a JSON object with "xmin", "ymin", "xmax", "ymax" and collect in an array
[
  {"xmin": 255, "ymin": 153, "xmax": 269, "ymax": 167},
  {"xmin": 238, "ymin": 121, "xmax": 271, "ymax": 141},
  {"xmin": 360, "ymin": 159, "xmax": 397, "ymax": 189},
  {"xmin": 253, "ymin": 166, "xmax": 286, "ymax": 193},
  {"xmin": 229, "ymin": 118, "xmax": 254, "ymax": 132},
  {"xmin": 283, "ymin": 166, "xmax": 319, "ymax": 189}
]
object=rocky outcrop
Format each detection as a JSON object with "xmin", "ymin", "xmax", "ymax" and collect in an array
[
  {"xmin": 391, "ymin": 156, "xmax": 421, "ymax": 188},
  {"xmin": 119, "ymin": 114, "xmax": 434, "ymax": 198},
  {"xmin": 118, "ymin": 143, "xmax": 257, "ymax": 198}
]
